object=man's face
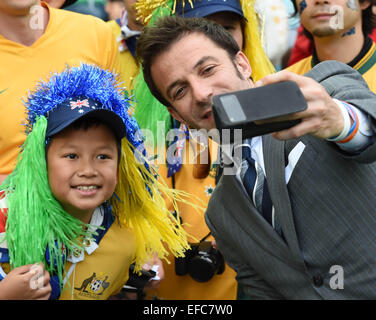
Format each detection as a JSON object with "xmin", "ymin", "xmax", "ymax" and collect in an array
[
  {"xmin": 297, "ymin": 0, "xmax": 370, "ymax": 37},
  {"xmin": 0, "ymin": 0, "xmax": 38, "ymax": 15},
  {"xmin": 206, "ymin": 11, "xmax": 244, "ymax": 50},
  {"xmin": 47, "ymin": 124, "xmax": 119, "ymax": 223},
  {"xmin": 151, "ymin": 32, "xmax": 253, "ymax": 131}
]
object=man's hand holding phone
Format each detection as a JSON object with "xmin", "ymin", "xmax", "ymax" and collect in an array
[
  {"xmin": 255, "ymin": 70, "xmax": 344, "ymax": 141},
  {"xmin": 212, "ymin": 70, "xmax": 345, "ymax": 142}
]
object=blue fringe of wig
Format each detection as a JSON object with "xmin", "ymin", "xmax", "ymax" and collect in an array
[{"xmin": 24, "ymin": 63, "xmax": 145, "ymax": 157}]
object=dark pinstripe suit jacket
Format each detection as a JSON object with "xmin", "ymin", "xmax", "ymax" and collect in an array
[{"xmin": 205, "ymin": 61, "xmax": 376, "ymax": 299}]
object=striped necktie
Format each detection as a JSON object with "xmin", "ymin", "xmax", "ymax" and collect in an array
[{"xmin": 240, "ymin": 145, "xmax": 282, "ymax": 236}]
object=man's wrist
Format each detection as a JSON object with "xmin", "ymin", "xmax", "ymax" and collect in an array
[
  {"xmin": 327, "ymin": 100, "xmax": 374, "ymax": 152},
  {"xmin": 327, "ymin": 99, "xmax": 353, "ymax": 142}
]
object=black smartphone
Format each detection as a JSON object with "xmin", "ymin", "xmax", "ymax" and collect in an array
[{"xmin": 212, "ymin": 81, "xmax": 308, "ymax": 140}]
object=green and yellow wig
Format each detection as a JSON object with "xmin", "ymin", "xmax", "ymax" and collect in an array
[{"xmin": 0, "ymin": 64, "xmax": 190, "ymax": 288}]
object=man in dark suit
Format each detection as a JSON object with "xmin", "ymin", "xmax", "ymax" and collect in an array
[{"xmin": 136, "ymin": 15, "xmax": 376, "ymax": 299}]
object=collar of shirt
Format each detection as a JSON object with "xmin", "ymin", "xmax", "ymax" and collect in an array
[
  {"xmin": 66, "ymin": 206, "xmax": 111, "ymax": 263},
  {"xmin": 221, "ymin": 136, "xmax": 266, "ymax": 181}
]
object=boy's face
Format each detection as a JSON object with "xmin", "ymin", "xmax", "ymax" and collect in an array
[{"xmin": 47, "ymin": 124, "xmax": 119, "ymax": 223}]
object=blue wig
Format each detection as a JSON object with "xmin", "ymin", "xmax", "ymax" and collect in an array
[{"xmin": 25, "ymin": 64, "xmax": 144, "ymax": 152}]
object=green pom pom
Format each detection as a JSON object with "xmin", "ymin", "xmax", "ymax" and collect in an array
[
  {"xmin": 133, "ymin": 71, "xmax": 172, "ymax": 147},
  {"xmin": 1, "ymin": 116, "xmax": 97, "ymax": 288},
  {"xmin": 133, "ymin": 0, "xmax": 176, "ymax": 147}
]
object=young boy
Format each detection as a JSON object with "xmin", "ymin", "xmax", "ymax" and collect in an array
[{"xmin": 0, "ymin": 64, "xmax": 189, "ymax": 300}]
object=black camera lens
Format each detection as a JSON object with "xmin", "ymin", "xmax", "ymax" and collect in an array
[
  {"xmin": 175, "ymin": 241, "xmax": 225, "ymax": 282},
  {"xmin": 189, "ymin": 241, "xmax": 225, "ymax": 282},
  {"xmin": 189, "ymin": 254, "xmax": 218, "ymax": 282}
]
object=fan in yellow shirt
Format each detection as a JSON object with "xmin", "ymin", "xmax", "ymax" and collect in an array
[
  {"xmin": 0, "ymin": 64, "xmax": 189, "ymax": 300},
  {"xmin": 287, "ymin": 0, "xmax": 376, "ymax": 93},
  {"xmin": 0, "ymin": 1, "xmax": 123, "ymax": 182}
]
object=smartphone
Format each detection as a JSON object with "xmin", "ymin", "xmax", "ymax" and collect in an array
[{"xmin": 212, "ymin": 81, "xmax": 307, "ymax": 140}]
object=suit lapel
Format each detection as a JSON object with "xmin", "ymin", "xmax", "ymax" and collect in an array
[
  {"xmin": 262, "ymin": 135, "xmax": 304, "ymax": 262},
  {"xmin": 219, "ymin": 173, "xmax": 293, "ymax": 260}
]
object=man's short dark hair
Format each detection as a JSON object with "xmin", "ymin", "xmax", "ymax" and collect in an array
[
  {"xmin": 290, "ymin": 0, "xmax": 376, "ymax": 38},
  {"xmin": 136, "ymin": 16, "xmax": 240, "ymax": 108}
]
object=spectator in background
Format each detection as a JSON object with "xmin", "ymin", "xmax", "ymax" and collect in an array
[
  {"xmin": 288, "ymin": 1, "xmax": 376, "ymax": 66},
  {"xmin": 287, "ymin": 0, "xmax": 376, "ymax": 87},
  {"xmin": 0, "ymin": 0, "xmax": 122, "ymax": 185},
  {"xmin": 107, "ymin": 0, "xmax": 143, "ymax": 93}
]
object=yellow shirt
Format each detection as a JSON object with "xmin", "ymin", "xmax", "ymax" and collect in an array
[
  {"xmin": 0, "ymin": 2, "xmax": 122, "ymax": 175},
  {"xmin": 0, "ymin": 200, "xmax": 136, "ymax": 300},
  {"xmin": 287, "ymin": 41, "xmax": 376, "ymax": 93},
  {"xmin": 60, "ymin": 222, "xmax": 135, "ymax": 300},
  {"xmin": 107, "ymin": 20, "xmax": 139, "ymax": 93},
  {"xmin": 147, "ymin": 140, "xmax": 238, "ymax": 300}
]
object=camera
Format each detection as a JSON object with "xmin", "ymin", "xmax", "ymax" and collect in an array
[{"xmin": 175, "ymin": 241, "xmax": 225, "ymax": 282}]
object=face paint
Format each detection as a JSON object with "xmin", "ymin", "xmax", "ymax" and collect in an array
[
  {"xmin": 341, "ymin": 26, "xmax": 356, "ymax": 37},
  {"xmin": 346, "ymin": 0, "xmax": 359, "ymax": 11},
  {"xmin": 299, "ymin": 0, "xmax": 307, "ymax": 14}
]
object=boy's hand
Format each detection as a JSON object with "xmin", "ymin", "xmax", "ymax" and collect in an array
[{"xmin": 0, "ymin": 263, "xmax": 51, "ymax": 300}]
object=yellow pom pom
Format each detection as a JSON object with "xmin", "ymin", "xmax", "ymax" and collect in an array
[
  {"xmin": 135, "ymin": 0, "xmax": 172, "ymax": 24},
  {"xmin": 114, "ymin": 139, "xmax": 204, "ymax": 272}
]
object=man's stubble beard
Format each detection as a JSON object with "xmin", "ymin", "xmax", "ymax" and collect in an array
[{"xmin": 312, "ymin": 26, "xmax": 338, "ymax": 37}]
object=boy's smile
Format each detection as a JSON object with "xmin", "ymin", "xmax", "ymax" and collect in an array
[{"xmin": 46, "ymin": 124, "xmax": 119, "ymax": 223}]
